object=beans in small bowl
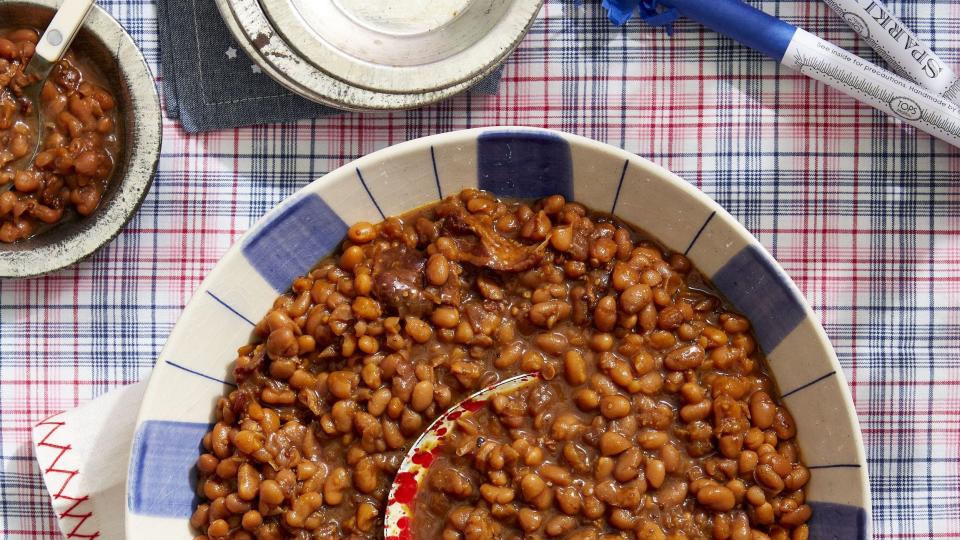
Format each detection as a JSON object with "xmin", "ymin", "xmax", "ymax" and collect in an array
[
  {"xmin": 191, "ymin": 189, "xmax": 809, "ymax": 539},
  {"xmin": 0, "ymin": 0, "xmax": 160, "ymax": 278},
  {"xmin": 0, "ymin": 25, "xmax": 120, "ymax": 243}
]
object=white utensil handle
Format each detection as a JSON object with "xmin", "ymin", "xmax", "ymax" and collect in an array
[
  {"xmin": 34, "ymin": 0, "xmax": 96, "ymax": 64},
  {"xmin": 782, "ymin": 29, "xmax": 960, "ymax": 148}
]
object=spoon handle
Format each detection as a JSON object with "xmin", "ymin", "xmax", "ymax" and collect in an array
[{"xmin": 33, "ymin": 0, "xmax": 96, "ymax": 66}]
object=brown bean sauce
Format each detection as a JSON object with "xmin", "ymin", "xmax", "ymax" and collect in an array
[
  {"xmin": 192, "ymin": 190, "xmax": 810, "ymax": 540},
  {"xmin": 0, "ymin": 27, "xmax": 120, "ymax": 242}
]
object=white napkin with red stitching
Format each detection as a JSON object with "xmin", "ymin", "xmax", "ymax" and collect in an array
[{"xmin": 32, "ymin": 381, "xmax": 147, "ymax": 540}]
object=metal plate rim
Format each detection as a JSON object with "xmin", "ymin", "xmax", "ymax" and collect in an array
[{"xmin": 216, "ymin": 0, "xmax": 541, "ymax": 109}]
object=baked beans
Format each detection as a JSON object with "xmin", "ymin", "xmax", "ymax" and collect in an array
[
  {"xmin": 193, "ymin": 190, "xmax": 810, "ymax": 539},
  {"xmin": 0, "ymin": 27, "xmax": 120, "ymax": 242}
]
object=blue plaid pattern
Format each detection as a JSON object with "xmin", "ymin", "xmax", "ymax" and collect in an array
[{"xmin": 1, "ymin": 0, "xmax": 959, "ymax": 538}]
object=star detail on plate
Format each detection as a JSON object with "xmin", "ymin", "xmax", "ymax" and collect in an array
[
  {"xmin": 225, "ymin": 47, "xmax": 237, "ymax": 60},
  {"xmin": 251, "ymin": 64, "xmax": 262, "ymax": 74}
]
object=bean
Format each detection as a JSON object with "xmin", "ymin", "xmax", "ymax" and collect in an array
[
  {"xmin": 609, "ymin": 508, "xmax": 636, "ymax": 530},
  {"xmin": 656, "ymin": 477, "xmax": 688, "ymax": 508},
  {"xmin": 697, "ymin": 484, "xmax": 736, "ymax": 511},
  {"xmin": 784, "ymin": 465, "xmax": 811, "ymax": 490},
  {"xmin": 241, "ymin": 510, "xmax": 262, "ymax": 531},
  {"xmin": 339, "ymin": 245, "xmax": 364, "ymax": 271},
  {"xmin": 721, "ymin": 313, "xmax": 750, "ymax": 333},
  {"xmin": 536, "ymin": 332, "xmax": 568, "ymax": 355},
  {"xmin": 521, "ymin": 473, "xmax": 547, "ymax": 500},
  {"xmin": 8, "ymin": 28, "xmax": 39, "ymax": 43},
  {"xmin": 636, "ymin": 371, "xmax": 664, "ymax": 394},
  {"xmin": 347, "ymin": 221, "xmax": 376, "ymax": 243},
  {"xmin": 564, "ymin": 350, "xmax": 587, "ymax": 385},
  {"xmin": 646, "ymin": 458, "xmax": 666, "ymax": 488},
  {"xmin": 258, "ymin": 479, "xmax": 284, "ymax": 506},
  {"xmin": 518, "ymin": 508, "xmax": 543, "ymax": 532},
  {"xmin": 495, "ymin": 341, "xmax": 523, "ymax": 369},
  {"xmin": 574, "ymin": 388, "xmax": 600, "ymax": 410},
  {"xmin": 664, "ymin": 344, "xmax": 705, "ymax": 370},
  {"xmin": 544, "ymin": 515, "xmax": 577, "ymax": 536},
  {"xmin": 382, "ymin": 419, "xmax": 404, "ymax": 448},
  {"xmin": 352, "ymin": 296, "xmax": 382, "ymax": 320},
  {"xmin": 613, "ymin": 447, "xmax": 642, "ymax": 482},
  {"xmin": 197, "ymin": 453, "xmax": 219, "ymax": 474},
  {"xmin": 0, "ymin": 38, "xmax": 16, "ymax": 58},
  {"xmin": 207, "ymin": 519, "xmax": 229, "ymax": 538},
  {"xmin": 657, "ymin": 305, "xmax": 684, "ymax": 330},
  {"xmin": 750, "ymin": 391, "xmax": 776, "ymax": 429},
  {"xmin": 680, "ymin": 399, "xmax": 712, "ymax": 422},
  {"xmin": 599, "ymin": 431, "xmax": 631, "ymax": 455},
  {"xmin": 323, "ymin": 467, "xmax": 350, "ymax": 505},
  {"xmin": 401, "ymin": 316, "xmax": 432, "ymax": 343},
  {"xmin": 355, "ymin": 501, "xmax": 379, "ymax": 532},
  {"xmin": 539, "ymin": 464, "xmax": 572, "ymax": 486},
  {"xmin": 328, "ymin": 371, "xmax": 356, "ymax": 399},
  {"xmin": 611, "ymin": 262, "xmax": 639, "ymax": 291},
  {"xmin": 480, "ymin": 483, "xmax": 515, "ymax": 504},
  {"xmin": 555, "ymin": 486, "xmax": 583, "ymax": 516},
  {"xmin": 411, "ymin": 380, "xmax": 434, "ymax": 411},
  {"xmin": 530, "ymin": 299, "xmax": 572, "ymax": 328},
  {"xmin": 13, "ymin": 171, "xmax": 40, "ymax": 193},
  {"xmin": 600, "ymin": 394, "xmax": 631, "ymax": 419},
  {"xmin": 780, "ymin": 504, "xmax": 813, "ymax": 527},
  {"xmin": 637, "ymin": 430, "xmax": 668, "ymax": 449},
  {"xmin": 400, "ymin": 407, "xmax": 423, "ymax": 434},
  {"xmin": 755, "ymin": 464, "xmax": 785, "ymax": 493},
  {"xmin": 266, "ymin": 328, "xmax": 298, "ymax": 358},
  {"xmin": 551, "ymin": 413, "xmax": 583, "ymax": 441},
  {"xmin": 426, "ymin": 254, "xmax": 450, "ymax": 285},
  {"xmin": 551, "ymin": 225, "xmax": 573, "ymax": 251},
  {"xmin": 352, "ymin": 456, "xmax": 379, "ymax": 493},
  {"xmin": 431, "ymin": 306, "xmax": 460, "ymax": 329},
  {"xmin": 636, "ymin": 520, "xmax": 666, "ymax": 540},
  {"xmin": 773, "ymin": 406, "xmax": 798, "ymax": 439},
  {"xmin": 210, "ymin": 423, "xmax": 231, "ymax": 458},
  {"xmin": 224, "ymin": 493, "xmax": 251, "ymax": 514},
  {"xmin": 620, "ymin": 284, "xmax": 653, "ymax": 313},
  {"xmin": 367, "ymin": 388, "xmax": 392, "ymax": 416},
  {"xmin": 602, "ymin": 354, "xmax": 634, "ymax": 388},
  {"xmin": 590, "ymin": 332, "xmax": 614, "ymax": 352},
  {"xmin": 189, "ymin": 503, "xmax": 210, "ymax": 529},
  {"xmin": 594, "ymin": 296, "xmax": 618, "ymax": 331},
  {"xmin": 237, "ymin": 463, "xmax": 260, "ymax": 500}
]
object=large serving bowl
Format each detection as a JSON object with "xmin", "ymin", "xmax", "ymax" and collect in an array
[
  {"xmin": 126, "ymin": 127, "xmax": 871, "ymax": 539},
  {"xmin": 0, "ymin": 0, "xmax": 161, "ymax": 278}
]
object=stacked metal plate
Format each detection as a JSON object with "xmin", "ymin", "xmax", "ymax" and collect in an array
[{"xmin": 215, "ymin": 0, "xmax": 544, "ymax": 110}]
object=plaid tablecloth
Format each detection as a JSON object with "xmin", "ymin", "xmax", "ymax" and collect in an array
[{"xmin": 2, "ymin": 0, "xmax": 959, "ymax": 537}]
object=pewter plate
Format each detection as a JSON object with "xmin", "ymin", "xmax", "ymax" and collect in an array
[
  {"xmin": 260, "ymin": 0, "xmax": 543, "ymax": 94},
  {"xmin": 216, "ymin": 0, "xmax": 542, "ymax": 109}
]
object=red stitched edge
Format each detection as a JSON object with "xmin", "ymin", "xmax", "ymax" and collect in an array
[{"xmin": 35, "ymin": 413, "xmax": 102, "ymax": 540}]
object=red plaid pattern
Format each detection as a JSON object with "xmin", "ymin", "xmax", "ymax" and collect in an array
[{"xmin": 1, "ymin": 0, "xmax": 959, "ymax": 538}]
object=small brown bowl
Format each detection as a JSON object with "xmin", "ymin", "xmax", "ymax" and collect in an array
[{"xmin": 0, "ymin": 0, "xmax": 161, "ymax": 278}]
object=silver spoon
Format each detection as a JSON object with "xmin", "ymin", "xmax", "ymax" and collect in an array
[{"xmin": 8, "ymin": 0, "xmax": 96, "ymax": 174}]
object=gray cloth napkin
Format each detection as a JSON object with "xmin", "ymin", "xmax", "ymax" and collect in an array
[{"xmin": 156, "ymin": 0, "xmax": 504, "ymax": 133}]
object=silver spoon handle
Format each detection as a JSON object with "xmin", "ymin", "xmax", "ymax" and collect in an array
[{"xmin": 25, "ymin": 0, "xmax": 95, "ymax": 80}]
